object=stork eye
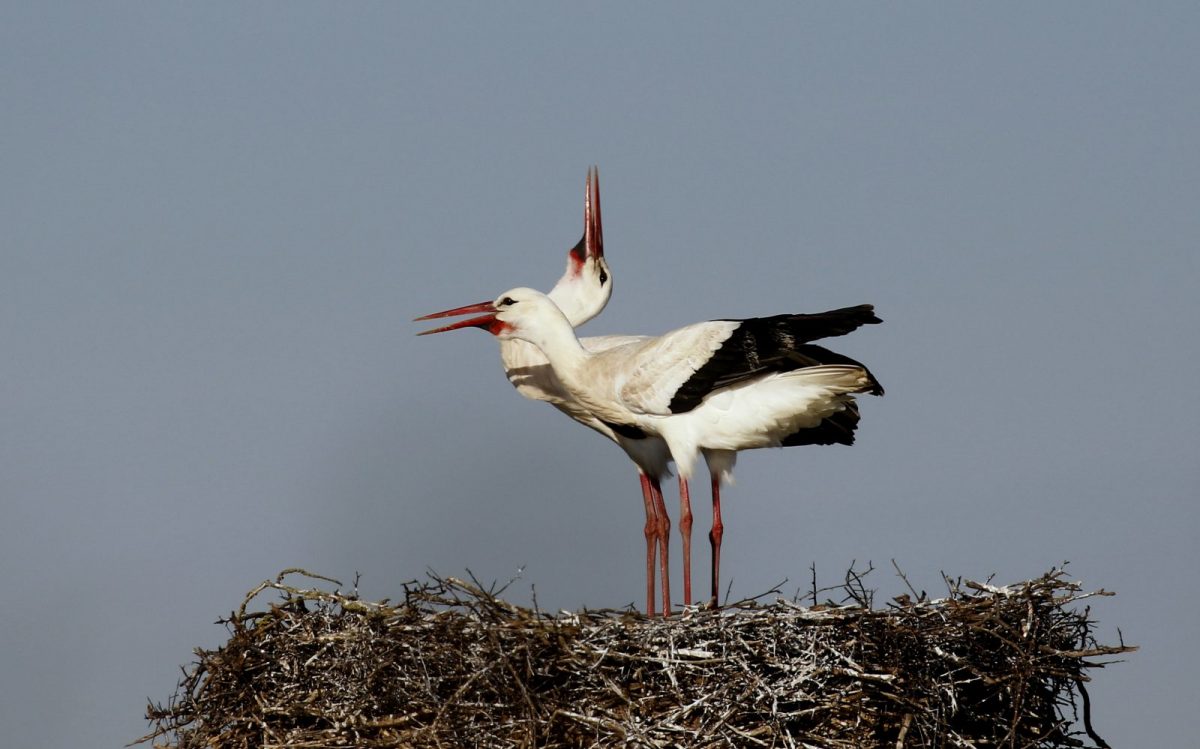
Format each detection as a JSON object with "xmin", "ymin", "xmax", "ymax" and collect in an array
[
  {"xmin": 499, "ymin": 296, "xmax": 517, "ymax": 307},
  {"xmin": 598, "ymin": 269, "xmax": 608, "ymax": 286}
]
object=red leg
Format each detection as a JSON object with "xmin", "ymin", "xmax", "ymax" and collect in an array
[
  {"xmin": 648, "ymin": 476, "xmax": 671, "ymax": 616},
  {"xmin": 638, "ymin": 473, "xmax": 657, "ymax": 617},
  {"xmin": 678, "ymin": 478, "xmax": 693, "ymax": 606},
  {"xmin": 709, "ymin": 474, "xmax": 724, "ymax": 608}
]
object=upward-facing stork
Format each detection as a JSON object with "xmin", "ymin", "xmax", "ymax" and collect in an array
[
  {"xmin": 417, "ymin": 168, "xmax": 676, "ymax": 616},
  {"xmin": 419, "ymin": 287, "xmax": 884, "ymax": 611}
]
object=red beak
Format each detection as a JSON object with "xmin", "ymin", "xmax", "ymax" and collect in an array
[
  {"xmin": 414, "ymin": 300, "xmax": 499, "ymax": 336},
  {"xmin": 414, "ymin": 300, "xmax": 494, "ymax": 322},
  {"xmin": 568, "ymin": 166, "xmax": 603, "ymax": 266}
]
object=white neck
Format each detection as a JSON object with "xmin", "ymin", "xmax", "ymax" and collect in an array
[
  {"xmin": 506, "ymin": 300, "xmax": 642, "ymax": 426},
  {"xmin": 545, "ymin": 279, "xmax": 592, "ymax": 328},
  {"xmin": 523, "ymin": 304, "xmax": 588, "ymax": 360},
  {"xmin": 511, "ymin": 303, "xmax": 589, "ymax": 373}
]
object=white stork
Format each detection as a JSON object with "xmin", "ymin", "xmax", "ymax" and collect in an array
[
  {"xmin": 419, "ymin": 286, "xmax": 884, "ymax": 611},
  {"xmin": 416, "ymin": 168, "xmax": 676, "ymax": 616}
]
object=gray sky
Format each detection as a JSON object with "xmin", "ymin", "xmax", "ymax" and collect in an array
[{"xmin": 2, "ymin": 4, "xmax": 1196, "ymax": 746}]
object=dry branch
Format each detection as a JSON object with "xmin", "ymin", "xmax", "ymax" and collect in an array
[{"xmin": 140, "ymin": 567, "xmax": 1132, "ymax": 748}]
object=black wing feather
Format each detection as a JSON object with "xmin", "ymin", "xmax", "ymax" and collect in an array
[
  {"xmin": 667, "ymin": 305, "xmax": 884, "ymax": 413},
  {"xmin": 781, "ymin": 402, "xmax": 861, "ymax": 447}
]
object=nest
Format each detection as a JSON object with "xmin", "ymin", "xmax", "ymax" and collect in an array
[{"xmin": 140, "ymin": 566, "xmax": 1132, "ymax": 748}]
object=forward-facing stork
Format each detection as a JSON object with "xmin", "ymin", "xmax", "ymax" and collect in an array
[
  {"xmin": 419, "ymin": 287, "xmax": 884, "ymax": 609},
  {"xmin": 416, "ymin": 168, "xmax": 676, "ymax": 616}
]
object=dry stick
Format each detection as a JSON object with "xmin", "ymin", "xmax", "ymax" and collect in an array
[
  {"xmin": 892, "ymin": 559, "xmax": 922, "ymax": 602},
  {"xmin": 1076, "ymin": 678, "xmax": 1112, "ymax": 748},
  {"xmin": 894, "ymin": 712, "xmax": 913, "ymax": 748}
]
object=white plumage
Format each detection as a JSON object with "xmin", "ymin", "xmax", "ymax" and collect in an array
[
  {"xmin": 479, "ymin": 289, "xmax": 880, "ymax": 481},
  {"xmin": 423, "ymin": 285, "xmax": 883, "ymax": 610}
]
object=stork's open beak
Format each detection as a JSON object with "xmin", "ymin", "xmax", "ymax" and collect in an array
[
  {"xmin": 414, "ymin": 300, "xmax": 493, "ymax": 322},
  {"xmin": 586, "ymin": 166, "xmax": 603, "ymax": 260},
  {"xmin": 568, "ymin": 166, "xmax": 604, "ymax": 265},
  {"xmin": 414, "ymin": 300, "xmax": 497, "ymax": 335}
]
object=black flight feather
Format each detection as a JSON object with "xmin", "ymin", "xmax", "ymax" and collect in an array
[
  {"xmin": 667, "ymin": 305, "xmax": 884, "ymax": 414},
  {"xmin": 781, "ymin": 402, "xmax": 861, "ymax": 447}
]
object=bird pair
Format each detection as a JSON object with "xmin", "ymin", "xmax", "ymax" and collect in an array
[{"xmin": 417, "ymin": 167, "xmax": 882, "ymax": 617}]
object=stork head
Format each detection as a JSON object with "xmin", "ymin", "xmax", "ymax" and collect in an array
[
  {"xmin": 548, "ymin": 165, "xmax": 611, "ymax": 327},
  {"xmin": 416, "ymin": 287, "xmax": 570, "ymax": 346},
  {"xmin": 416, "ymin": 167, "xmax": 610, "ymax": 333}
]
